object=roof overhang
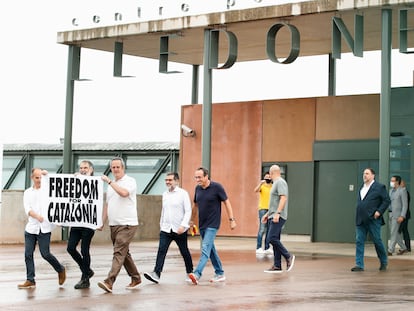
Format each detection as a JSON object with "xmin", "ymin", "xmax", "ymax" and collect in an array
[{"xmin": 57, "ymin": 0, "xmax": 414, "ymax": 65}]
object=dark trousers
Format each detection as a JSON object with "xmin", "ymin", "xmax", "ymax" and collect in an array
[
  {"xmin": 267, "ymin": 218, "xmax": 291, "ymax": 268},
  {"xmin": 67, "ymin": 227, "xmax": 95, "ymax": 279},
  {"xmin": 399, "ymin": 219, "xmax": 411, "ymax": 251},
  {"xmin": 24, "ymin": 231, "xmax": 64, "ymax": 283},
  {"xmin": 154, "ymin": 230, "xmax": 193, "ymax": 275}
]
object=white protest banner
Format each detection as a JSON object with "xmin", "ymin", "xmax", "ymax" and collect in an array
[{"xmin": 41, "ymin": 174, "xmax": 103, "ymax": 230}]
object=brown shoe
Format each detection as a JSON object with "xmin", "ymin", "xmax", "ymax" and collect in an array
[
  {"xmin": 397, "ymin": 249, "xmax": 408, "ymax": 255},
  {"xmin": 125, "ymin": 277, "xmax": 142, "ymax": 289},
  {"xmin": 18, "ymin": 280, "xmax": 36, "ymax": 289},
  {"xmin": 98, "ymin": 281, "xmax": 113, "ymax": 293},
  {"xmin": 58, "ymin": 267, "xmax": 66, "ymax": 285}
]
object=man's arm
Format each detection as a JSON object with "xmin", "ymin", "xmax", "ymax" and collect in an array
[
  {"xmin": 272, "ymin": 195, "xmax": 287, "ymax": 223},
  {"xmin": 178, "ymin": 192, "xmax": 192, "ymax": 234},
  {"xmin": 223, "ymin": 199, "xmax": 237, "ymax": 230},
  {"xmin": 398, "ymin": 188, "xmax": 409, "ymax": 223},
  {"xmin": 375, "ymin": 184, "xmax": 391, "ymax": 218},
  {"xmin": 254, "ymin": 181, "xmax": 264, "ymax": 192}
]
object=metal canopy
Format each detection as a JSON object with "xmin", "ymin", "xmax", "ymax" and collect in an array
[{"xmin": 57, "ymin": 1, "xmax": 414, "ymax": 64}]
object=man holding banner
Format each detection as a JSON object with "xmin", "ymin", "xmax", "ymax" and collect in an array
[
  {"xmin": 98, "ymin": 157, "xmax": 141, "ymax": 293},
  {"xmin": 66, "ymin": 160, "xmax": 96, "ymax": 289},
  {"xmin": 18, "ymin": 168, "xmax": 66, "ymax": 289}
]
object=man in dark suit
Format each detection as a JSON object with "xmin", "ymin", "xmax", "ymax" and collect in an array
[{"xmin": 351, "ymin": 168, "xmax": 390, "ymax": 272}]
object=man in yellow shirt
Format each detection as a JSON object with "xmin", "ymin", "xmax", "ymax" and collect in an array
[{"xmin": 254, "ymin": 172, "xmax": 273, "ymax": 255}]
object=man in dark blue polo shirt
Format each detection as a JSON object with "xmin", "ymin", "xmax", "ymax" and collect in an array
[{"xmin": 188, "ymin": 167, "xmax": 237, "ymax": 285}]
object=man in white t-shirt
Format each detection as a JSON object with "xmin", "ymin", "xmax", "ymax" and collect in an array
[{"xmin": 98, "ymin": 157, "xmax": 141, "ymax": 293}]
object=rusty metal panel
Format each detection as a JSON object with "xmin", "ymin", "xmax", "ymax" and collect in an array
[{"xmin": 262, "ymin": 98, "xmax": 316, "ymax": 162}]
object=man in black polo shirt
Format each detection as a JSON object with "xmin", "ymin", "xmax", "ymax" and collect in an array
[{"xmin": 188, "ymin": 167, "xmax": 236, "ymax": 285}]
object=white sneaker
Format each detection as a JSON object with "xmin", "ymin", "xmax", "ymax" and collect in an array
[
  {"xmin": 143, "ymin": 271, "xmax": 160, "ymax": 284},
  {"xmin": 185, "ymin": 274, "xmax": 193, "ymax": 283},
  {"xmin": 256, "ymin": 248, "xmax": 264, "ymax": 254},
  {"xmin": 209, "ymin": 274, "xmax": 226, "ymax": 282},
  {"xmin": 265, "ymin": 248, "xmax": 273, "ymax": 255}
]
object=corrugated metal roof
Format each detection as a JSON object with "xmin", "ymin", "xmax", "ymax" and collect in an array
[{"xmin": 3, "ymin": 142, "xmax": 179, "ymax": 152}]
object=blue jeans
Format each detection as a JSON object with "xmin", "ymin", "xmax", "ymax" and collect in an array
[
  {"xmin": 256, "ymin": 209, "xmax": 269, "ymax": 250},
  {"xmin": 267, "ymin": 218, "xmax": 291, "ymax": 268},
  {"xmin": 355, "ymin": 218, "xmax": 387, "ymax": 268},
  {"xmin": 193, "ymin": 228, "xmax": 224, "ymax": 278},
  {"xmin": 154, "ymin": 230, "xmax": 193, "ymax": 275},
  {"xmin": 24, "ymin": 231, "xmax": 64, "ymax": 283},
  {"xmin": 67, "ymin": 227, "xmax": 95, "ymax": 279}
]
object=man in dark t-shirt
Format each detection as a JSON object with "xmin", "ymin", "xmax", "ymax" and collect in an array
[{"xmin": 188, "ymin": 167, "xmax": 236, "ymax": 285}]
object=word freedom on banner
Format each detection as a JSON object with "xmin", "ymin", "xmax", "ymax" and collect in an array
[{"xmin": 41, "ymin": 174, "xmax": 103, "ymax": 230}]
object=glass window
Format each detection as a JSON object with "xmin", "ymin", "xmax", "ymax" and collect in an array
[
  {"xmin": 32, "ymin": 156, "xmax": 62, "ymax": 173},
  {"xmin": 2, "ymin": 156, "xmax": 22, "ymax": 189},
  {"xmin": 125, "ymin": 156, "xmax": 172, "ymax": 194}
]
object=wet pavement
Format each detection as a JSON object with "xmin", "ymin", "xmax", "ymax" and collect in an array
[{"xmin": 1, "ymin": 236, "xmax": 414, "ymax": 310}]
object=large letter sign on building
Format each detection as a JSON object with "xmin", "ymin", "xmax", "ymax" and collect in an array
[{"xmin": 266, "ymin": 23, "xmax": 300, "ymax": 64}]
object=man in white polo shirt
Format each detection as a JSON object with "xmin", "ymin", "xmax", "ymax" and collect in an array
[{"xmin": 98, "ymin": 157, "xmax": 141, "ymax": 293}]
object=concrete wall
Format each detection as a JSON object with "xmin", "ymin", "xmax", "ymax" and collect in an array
[{"xmin": 0, "ymin": 190, "xmax": 162, "ymax": 244}]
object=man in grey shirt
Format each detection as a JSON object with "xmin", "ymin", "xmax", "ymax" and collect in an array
[
  {"xmin": 388, "ymin": 175, "xmax": 408, "ymax": 255},
  {"xmin": 262, "ymin": 164, "xmax": 295, "ymax": 273}
]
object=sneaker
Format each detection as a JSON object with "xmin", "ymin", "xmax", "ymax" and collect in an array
[
  {"xmin": 98, "ymin": 281, "xmax": 113, "ymax": 293},
  {"xmin": 351, "ymin": 266, "xmax": 364, "ymax": 272},
  {"xmin": 58, "ymin": 267, "xmax": 66, "ymax": 285},
  {"xmin": 185, "ymin": 274, "xmax": 193, "ymax": 283},
  {"xmin": 286, "ymin": 255, "xmax": 295, "ymax": 272},
  {"xmin": 264, "ymin": 265, "xmax": 283, "ymax": 273},
  {"xmin": 256, "ymin": 248, "xmax": 264, "ymax": 254},
  {"xmin": 18, "ymin": 280, "xmax": 36, "ymax": 289},
  {"xmin": 264, "ymin": 248, "xmax": 273, "ymax": 256},
  {"xmin": 379, "ymin": 264, "xmax": 387, "ymax": 271},
  {"xmin": 144, "ymin": 271, "xmax": 160, "ymax": 284},
  {"xmin": 74, "ymin": 278, "xmax": 90, "ymax": 289},
  {"xmin": 188, "ymin": 273, "xmax": 199, "ymax": 285},
  {"xmin": 209, "ymin": 274, "xmax": 226, "ymax": 283},
  {"xmin": 126, "ymin": 277, "xmax": 142, "ymax": 289}
]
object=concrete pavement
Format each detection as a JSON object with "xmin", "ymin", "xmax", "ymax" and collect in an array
[{"xmin": 1, "ymin": 236, "xmax": 414, "ymax": 310}]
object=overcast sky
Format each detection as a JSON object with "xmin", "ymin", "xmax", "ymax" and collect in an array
[{"xmin": 0, "ymin": 0, "xmax": 413, "ymax": 145}]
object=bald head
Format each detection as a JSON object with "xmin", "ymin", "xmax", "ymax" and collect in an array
[{"xmin": 269, "ymin": 164, "xmax": 281, "ymax": 180}]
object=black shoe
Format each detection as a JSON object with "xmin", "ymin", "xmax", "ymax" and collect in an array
[
  {"xmin": 379, "ymin": 264, "xmax": 387, "ymax": 271},
  {"xmin": 74, "ymin": 278, "xmax": 90, "ymax": 289},
  {"xmin": 397, "ymin": 249, "xmax": 408, "ymax": 255},
  {"xmin": 351, "ymin": 266, "xmax": 364, "ymax": 272},
  {"xmin": 88, "ymin": 270, "xmax": 94, "ymax": 279}
]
